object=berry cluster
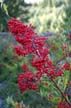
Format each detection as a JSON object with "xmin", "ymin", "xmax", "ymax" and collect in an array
[
  {"xmin": 8, "ymin": 18, "xmax": 71, "ymax": 107},
  {"xmin": 58, "ymin": 102, "xmax": 71, "ymax": 108}
]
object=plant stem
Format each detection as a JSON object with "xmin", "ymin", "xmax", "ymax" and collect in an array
[{"xmin": 51, "ymin": 78, "xmax": 71, "ymax": 106}]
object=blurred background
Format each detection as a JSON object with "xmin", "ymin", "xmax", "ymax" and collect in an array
[{"xmin": 0, "ymin": 0, "xmax": 71, "ymax": 33}]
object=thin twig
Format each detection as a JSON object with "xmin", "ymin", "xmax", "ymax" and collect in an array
[{"xmin": 51, "ymin": 78, "xmax": 71, "ymax": 106}]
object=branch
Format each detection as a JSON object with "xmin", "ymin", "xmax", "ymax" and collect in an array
[{"xmin": 51, "ymin": 78, "xmax": 71, "ymax": 106}]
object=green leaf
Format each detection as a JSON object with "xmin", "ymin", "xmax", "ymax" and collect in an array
[{"xmin": 3, "ymin": 3, "xmax": 8, "ymax": 15}]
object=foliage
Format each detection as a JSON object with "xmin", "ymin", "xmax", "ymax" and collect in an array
[
  {"xmin": 28, "ymin": 0, "xmax": 71, "ymax": 33},
  {"xmin": 0, "ymin": 0, "xmax": 30, "ymax": 31},
  {"xmin": 0, "ymin": 34, "xmax": 23, "ymax": 99},
  {"xmin": 62, "ymin": 1, "xmax": 71, "ymax": 33}
]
